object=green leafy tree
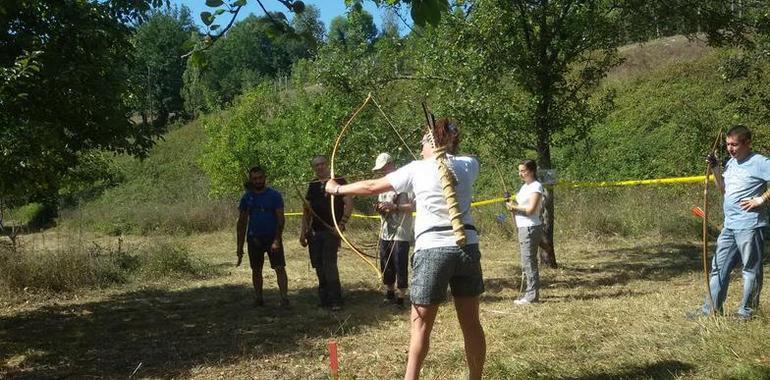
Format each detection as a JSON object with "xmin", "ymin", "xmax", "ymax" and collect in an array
[
  {"xmin": 0, "ymin": 51, "xmax": 43, "ymax": 208},
  {"xmin": 129, "ymin": 6, "xmax": 196, "ymax": 127},
  {"xmin": 380, "ymin": 7, "xmax": 400, "ymax": 38},
  {"xmin": 181, "ymin": 40, "xmax": 220, "ymax": 116},
  {"xmin": 345, "ymin": 0, "xmax": 450, "ymax": 27},
  {"xmin": 0, "ymin": 0, "xmax": 165, "ymax": 211},
  {"xmin": 315, "ymin": 6, "xmax": 403, "ymax": 95},
  {"xmin": 199, "ymin": 0, "xmax": 449, "ymax": 45},
  {"xmin": 291, "ymin": 4, "xmax": 325, "ymax": 53},
  {"xmin": 200, "ymin": 83, "xmax": 350, "ymax": 194},
  {"xmin": 400, "ymin": 0, "xmax": 630, "ymax": 262},
  {"xmin": 328, "ymin": 6, "xmax": 378, "ymax": 48},
  {"xmin": 182, "ymin": 13, "xmax": 317, "ymax": 112},
  {"xmin": 443, "ymin": 0, "xmax": 762, "ymax": 257}
]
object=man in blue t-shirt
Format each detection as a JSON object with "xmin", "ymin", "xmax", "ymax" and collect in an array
[
  {"xmin": 236, "ymin": 166, "xmax": 288, "ymax": 307},
  {"xmin": 698, "ymin": 125, "xmax": 770, "ymax": 320}
]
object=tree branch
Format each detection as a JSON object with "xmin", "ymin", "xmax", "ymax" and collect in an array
[
  {"xmin": 207, "ymin": 5, "xmax": 244, "ymax": 41},
  {"xmin": 513, "ymin": 0, "xmax": 535, "ymax": 52},
  {"xmin": 256, "ymin": 0, "xmax": 279, "ymax": 25},
  {"xmin": 186, "ymin": 0, "xmax": 298, "ymax": 58},
  {"xmin": 389, "ymin": 74, "xmax": 455, "ymax": 82},
  {"xmin": 391, "ymin": 5, "xmax": 419, "ymax": 36}
]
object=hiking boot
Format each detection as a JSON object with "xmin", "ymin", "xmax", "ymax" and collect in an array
[
  {"xmin": 514, "ymin": 298, "xmax": 535, "ymax": 306},
  {"xmin": 254, "ymin": 298, "xmax": 265, "ymax": 307},
  {"xmin": 685, "ymin": 309, "xmax": 709, "ymax": 320},
  {"xmin": 395, "ymin": 297, "xmax": 406, "ymax": 310},
  {"xmin": 280, "ymin": 298, "xmax": 290, "ymax": 308},
  {"xmin": 383, "ymin": 290, "xmax": 395, "ymax": 304},
  {"xmin": 733, "ymin": 312, "xmax": 753, "ymax": 322}
]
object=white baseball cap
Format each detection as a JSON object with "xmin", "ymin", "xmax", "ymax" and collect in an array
[{"xmin": 372, "ymin": 152, "xmax": 393, "ymax": 171}]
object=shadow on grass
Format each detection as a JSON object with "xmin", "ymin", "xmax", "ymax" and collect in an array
[
  {"xmin": 0, "ymin": 284, "xmax": 390, "ymax": 379},
  {"xmin": 544, "ymin": 288, "xmax": 652, "ymax": 302},
  {"xmin": 484, "ymin": 277, "xmax": 521, "ymax": 293},
  {"xmin": 549, "ymin": 243, "xmax": 703, "ymax": 289},
  {"xmin": 562, "ymin": 359, "xmax": 694, "ymax": 380},
  {"xmin": 482, "ymin": 243, "xmax": 700, "ymax": 302},
  {"xmin": 480, "ymin": 288, "xmax": 652, "ymax": 304}
]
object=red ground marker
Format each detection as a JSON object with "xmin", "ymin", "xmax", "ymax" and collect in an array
[
  {"xmin": 691, "ymin": 207, "xmax": 705, "ymax": 219},
  {"xmin": 328, "ymin": 340, "xmax": 339, "ymax": 379}
]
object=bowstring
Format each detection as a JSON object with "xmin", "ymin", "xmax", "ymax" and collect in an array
[{"xmin": 330, "ymin": 93, "xmax": 428, "ymax": 279}]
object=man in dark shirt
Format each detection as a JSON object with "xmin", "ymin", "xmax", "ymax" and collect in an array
[
  {"xmin": 299, "ymin": 155, "xmax": 352, "ymax": 311},
  {"xmin": 236, "ymin": 166, "xmax": 288, "ymax": 307}
]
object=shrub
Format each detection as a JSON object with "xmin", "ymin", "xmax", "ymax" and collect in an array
[
  {"xmin": 139, "ymin": 241, "xmax": 218, "ymax": 280},
  {"xmin": 0, "ymin": 243, "xmax": 136, "ymax": 292},
  {"xmin": 0, "ymin": 240, "xmax": 218, "ymax": 296}
]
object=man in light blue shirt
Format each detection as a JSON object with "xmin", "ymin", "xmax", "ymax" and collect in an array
[{"xmin": 700, "ymin": 125, "xmax": 770, "ymax": 319}]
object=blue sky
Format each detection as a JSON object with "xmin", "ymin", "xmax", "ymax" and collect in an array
[{"xmin": 175, "ymin": 0, "xmax": 402, "ymax": 34}]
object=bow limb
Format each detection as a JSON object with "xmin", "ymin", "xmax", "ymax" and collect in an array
[
  {"xmin": 495, "ymin": 165, "xmax": 510, "ymax": 196},
  {"xmin": 330, "ymin": 200, "xmax": 381, "ymax": 277},
  {"xmin": 330, "ymin": 93, "xmax": 382, "ymax": 279},
  {"xmin": 492, "ymin": 159, "xmax": 512, "ymax": 200},
  {"xmin": 493, "ymin": 160, "xmax": 526, "ymax": 293},
  {"xmin": 493, "ymin": 160, "xmax": 518, "ymax": 230},
  {"xmin": 702, "ymin": 129, "xmax": 724, "ymax": 315}
]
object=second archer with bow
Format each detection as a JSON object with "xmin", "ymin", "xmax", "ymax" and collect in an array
[{"xmin": 690, "ymin": 125, "xmax": 770, "ymax": 321}]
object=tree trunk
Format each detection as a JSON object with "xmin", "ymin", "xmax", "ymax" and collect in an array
[
  {"xmin": 156, "ymin": 105, "xmax": 168, "ymax": 128},
  {"xmin": 535, "ymin": 99, "xmax": 558, "ymax": 269},
  {"xmin": 29, "ymin": 196, "xmax": 58, "ymax": 230}
]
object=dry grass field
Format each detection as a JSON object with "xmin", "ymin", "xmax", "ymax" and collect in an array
[{"xmin": 2, "ymin": 226, "xmax": 769, "ymax": 379}]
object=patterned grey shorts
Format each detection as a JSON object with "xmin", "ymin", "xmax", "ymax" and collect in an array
[{"xmin": 410, "ymin": 244, "xmax": 484, "ymax": 305}]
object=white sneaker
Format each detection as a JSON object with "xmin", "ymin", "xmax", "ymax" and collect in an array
[{"xmin": 514, "ymin": 298, "xmax": 533, "ymax": 305}]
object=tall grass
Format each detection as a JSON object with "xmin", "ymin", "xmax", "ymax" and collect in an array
[
  {"xmin": 471, "ymin": 182, "xmax": 715, "ymax": 243},
  {"xmin": 3, "ymin": 181, "xmax": 717, "ymax": 300},
  {"xmin": 0, "ymin": 239, "xmax": 219, "ymax": 297},
  {"xmin": 606, "ymin": 35, "xmax": 712, "ymax": 86},
  {"xmin": 3, "ymin": 203, "xmax": 44, "ymax": 227},
  {"xmin": 555, "ymin": 184, "xmax": 719, "ymax": 240},
  {"xmin": 139, "ymin": 241, "xmax": 219, "ymax": 280}
]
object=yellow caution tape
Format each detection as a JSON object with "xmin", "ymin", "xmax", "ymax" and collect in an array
[
  {"xmin": 284, "ymin": 174, "xmax": 707, "ymax": 218},
  {"xmin": 470, "ymin": 197, "xmax": 511, "ymax": 207},
  {"xmin": 284, "ymin": 212, "xmax": 382, "ymax": 219},
  {"xmin": 557, "ymin": 175, "xmax": 707, "ymax": 188}
]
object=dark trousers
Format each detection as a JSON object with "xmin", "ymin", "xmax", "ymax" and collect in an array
[
  {"xmin": 309, "ymin": 230, "xmax": 342, "ymax": 306},
  {"xmin": 379, "ymin": 239, "xmax": 410, "ymax": 289}
]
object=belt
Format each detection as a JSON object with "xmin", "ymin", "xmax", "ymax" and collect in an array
[{"xmin": 415, "ymin": 224, "xmax": 476, "ymax": 240}]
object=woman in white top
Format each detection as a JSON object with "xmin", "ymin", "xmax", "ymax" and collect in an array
[
  {"xmin": 324, "ymin": 119, "xmax": 485, "ymax": 380},
  {"xmin": 506, "ymin": 159, "xmax": 544, "ymax": 305}
]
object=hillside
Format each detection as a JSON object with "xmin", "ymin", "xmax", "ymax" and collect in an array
[
  {"xmin": 60, "ymin": 120, "xmax": 236, "ymax": 235},
  {"xmin": 557, "ymin": 37, "xmax": 768, "ymax": 181},
  {"xmin": 607, "ymin": 35, "xmax": 712, "ymax": 84}
]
